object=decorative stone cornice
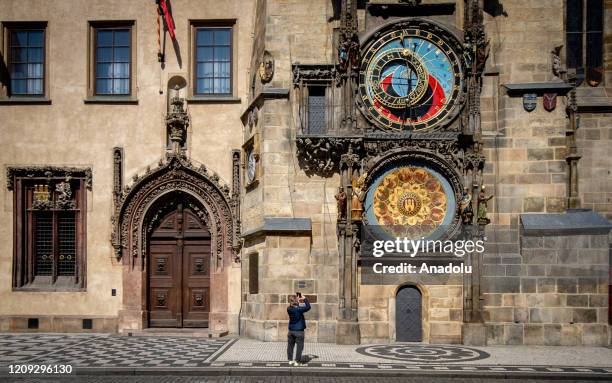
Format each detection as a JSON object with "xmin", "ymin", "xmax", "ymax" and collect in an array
[
  {"xmin": 295, "ymin": 133, "xmax": 481, "ymax": 178},
  {"xmin": 6, "ymin": 166, "xmax": 92, "ymax": 191},
  {"xmin": 292, "ymin": 64, "xmax": 338, "ymax": 86}
]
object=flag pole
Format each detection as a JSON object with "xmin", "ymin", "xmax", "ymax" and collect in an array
[{"xmin": 156, "ymin": 0, "xmax": 164, "ymax": 63}]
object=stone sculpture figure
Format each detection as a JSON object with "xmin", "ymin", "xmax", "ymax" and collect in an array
[
  {"xmin": 335, "ymin": 187, "xmax": 347, "ymax": 220},
  {"xmin": 459, "ymin": 187, "xmax": 474, "ymax": 224},
  {"xmin": 477, "ymin": 185, "xmax": 493, "ymax": 225},
  {"xmin": 551, "ymin": 45, "xmax": 563, "ymax": 79},
  {"xmin": 350, "ymin": 172, "xmax": 367, "ymax": 221}
]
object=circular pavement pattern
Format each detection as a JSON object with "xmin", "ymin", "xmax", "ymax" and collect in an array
[{"xmin": 356, "ymin": 343, "xmax": 490, "ymax": 363}]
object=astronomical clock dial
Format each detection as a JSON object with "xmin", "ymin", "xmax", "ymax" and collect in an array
[
  {"xmin": 364, "ymin": 164, "xmax": 457, "ymax": 240},
  {"xmin": 359, "ymin": 27, "xmax": 463, "ymax": 132},
  {"xmin": 246, "ymin": 150, "xmax": 256, "ymax": 184}
]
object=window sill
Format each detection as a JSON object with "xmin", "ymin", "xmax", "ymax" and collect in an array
[
  {"xmin": 187, "ymin": 95, "xmax": 242, "ymax": 104},
  {"xmin": 13, "ymin": 285, "xmax": 86, "ymax": 292},
  {"xmin": 13, "ymin": 276, "xmax": 85, "ymax": 291},
  {"xmin": 0, "ymin": 97, "xmax": 52, "ymax": 105},
  {"xmin": 84, "ymin": 96, "xmax": 138, "ymax": 104}
]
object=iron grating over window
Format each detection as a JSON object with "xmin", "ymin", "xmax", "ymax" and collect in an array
[
  {"xmin": 307, "ymin": 86, "xmax": 326, "ymax": 134},
  {"xmin": 34, "ymin": 214, "xmax": 53, "ymax": 276},
  {"xmin": 58, "ymin": 213, "xmax": 76, "ymax": 276}
]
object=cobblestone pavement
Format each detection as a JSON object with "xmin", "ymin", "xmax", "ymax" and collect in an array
[
  {"xmin": 217, "ymin": 338, "xmax": 612, "ymax": 367},
  {"xmin": 0, "ymin": 334, "xmax": 611, "ymax": 380},
  {"xmin": 0, "ymin": 334, "xmax": 233, "ymax": 367}
]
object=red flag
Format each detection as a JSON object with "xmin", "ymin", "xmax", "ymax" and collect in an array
[{"xmin": 159, "ymin": 0, "xmax": 175, "ymax": 39}]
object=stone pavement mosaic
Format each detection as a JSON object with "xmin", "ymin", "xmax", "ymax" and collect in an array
[
  {"xmin": 0, "ymin": 334, "xmax": 94, "ymax": 366},
  {"xmin": 0, "ymin": 334, "xmax": 234, "ymax": 368},
  {"xmin": 355, "ymin": 344, "xmax": 489, "ymax": 362},
  {"xmin": 215, "ymin": 338, "xmax": 612, "ymax": 367},
  {"xmin": 0, "ymin": 334, "xmax": 611, "ymax": 379}
]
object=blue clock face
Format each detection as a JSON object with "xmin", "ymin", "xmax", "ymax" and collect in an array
[{"xmin": 359, "ymin": 28, "xmax": 463, "ymax": 131}]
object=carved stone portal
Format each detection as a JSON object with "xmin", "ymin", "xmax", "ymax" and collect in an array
[
  {"xmin": 112, "ymin": 154, "xmax": 240, "ymax": 334},
  {"xmin": 111, "ymin": 154, "xmax": 239, "ymax": 265}
]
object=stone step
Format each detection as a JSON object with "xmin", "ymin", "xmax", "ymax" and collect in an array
[{"xmin": 123, "ymin": 328, "xmax": 229, "ymax": 338}]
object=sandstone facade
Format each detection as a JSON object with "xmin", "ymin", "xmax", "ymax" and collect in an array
[{"xmin": 1, "ymin": 0, "xmax": 610, "ymax": 346}]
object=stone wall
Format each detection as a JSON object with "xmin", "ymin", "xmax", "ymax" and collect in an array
[
  {"xmin": 483, "ymin": 226, "xmax": 610, "ymax": 345},
  {"xmin": 481, "ymin": 0, "xmax": 567, "ymax": 227},
  {"xmin": 358, "ymin": 283, "xmax": 463, "ymax": 344},
  {"xmin": 576, "ymin": 113, "xmax": 612, "ymax": 220},
  {"xmin": 239, "ymin": 0, "xmax": 340, "ymax": 342}
]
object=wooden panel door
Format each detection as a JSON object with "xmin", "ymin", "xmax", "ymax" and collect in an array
[
  {"xmin": 182, "ymin": 240, "xmax": 210, "ymax": 327},
  {"xmin": 148, "ymin": 203, "xmax": 211, "ymax": 328},
  {"xmin": 149, "ymin": 240, "xmax": 182, "ymax": 327}
]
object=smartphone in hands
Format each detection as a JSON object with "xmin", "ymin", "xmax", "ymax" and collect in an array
[{"xmin": 296, "ymin": 292, "xmax": 305, "ymax": 307}]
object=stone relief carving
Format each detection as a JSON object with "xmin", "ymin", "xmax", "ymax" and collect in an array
[
  {"xmin": 113, "ymin": 147, "xmax": 123, "ymax": 210},
  {"xmin": 32, "ymin": 184, "xmax": 54, "ymax": 210},
  {"xmin": 292, "ymin": 64, "xmax": 338, "ymax": 86},
  {"xmin": 55, "ymin": 178, "xmax": 76, "ymax": 210},
  {"xmin": 6, "ymin": 166, "xmax": 92, "ymax": 191},
  {"xmin": 295, "ymin": 133, "xmax": 483, "ymax": 180},
  {"xmin": 111, "ymin": 154, "xmax": 240, "ymax": 267},
  {"xmin": 295, "ymin": 136, "xmax": 359, "ymax": 177},
  {"xmin": 551, "ymin": 45, "xmax": 563, "ymax": 80}
]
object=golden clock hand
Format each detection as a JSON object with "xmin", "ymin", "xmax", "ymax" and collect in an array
[{"xmin": 399, "ymin": 30, "xmax": 406, "ymax": 48}]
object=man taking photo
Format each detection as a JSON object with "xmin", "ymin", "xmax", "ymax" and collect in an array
[{"xmin": 287, "ymin": 292, "xmax": 310, "ymax": 366}]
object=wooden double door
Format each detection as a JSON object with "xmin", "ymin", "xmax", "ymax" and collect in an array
[{"xmin": 148, "ymin": 203, "xmax": 211, "ymax": 328}]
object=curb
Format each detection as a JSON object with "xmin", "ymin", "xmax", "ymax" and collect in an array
[{"xmin": 2, "ymin": 366, "xmax": 612, "ymax": 380}]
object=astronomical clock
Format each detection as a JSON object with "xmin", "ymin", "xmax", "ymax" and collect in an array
[
  {"xmin": 358, "ymin": 24, "xmax": 464, "ymax": 132},
  {"xmin": 356, "ymin": 20, "xmax": 469, "ymax": 240}
]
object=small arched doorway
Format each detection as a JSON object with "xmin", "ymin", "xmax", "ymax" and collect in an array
[
  {"xmin": 396, "ymin": 285, "xmax": 422, "ymax": 342},
  {"xmin": 148, "ymin": 196, "xmax": 211, "ymax": 328}
]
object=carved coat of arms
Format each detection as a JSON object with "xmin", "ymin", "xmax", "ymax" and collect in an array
[
  {"xmin": 543, "ymin": 93, "xmax": 557, "ymax": 112},
  {"xmin": 523, "ymin": 93, "xmax": 537, "ymax": 112}
]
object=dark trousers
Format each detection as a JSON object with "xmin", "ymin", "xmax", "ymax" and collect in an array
[{"xmin": 287, "ymin": 330, "xmax": 305, "ymax": 361}]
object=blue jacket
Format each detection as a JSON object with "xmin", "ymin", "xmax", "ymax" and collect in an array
[{"xmin": 287, "ymin": 298, "xmax": 311, "ymax": 331}]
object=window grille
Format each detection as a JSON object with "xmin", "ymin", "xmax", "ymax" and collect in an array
[
  {"xmin": 58, "ymin": 213, "xmax": 76, "ymax": 276},
  {"xmin": 308, "ymin": 87, "xmax": 327, "ymax": 134},
  {"xmin": 34, "ymin": 214, "xmax": 53, "ymax": 276}
]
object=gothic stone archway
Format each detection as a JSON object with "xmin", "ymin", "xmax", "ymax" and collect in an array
[{"xmin": 112, "ymin": 155, "xmax": 239, "ymax": 333}]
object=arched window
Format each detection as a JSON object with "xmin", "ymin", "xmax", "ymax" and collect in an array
[{"xmin": 566, "ymin": 0, "xmax": 604, "ymax": 86}]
